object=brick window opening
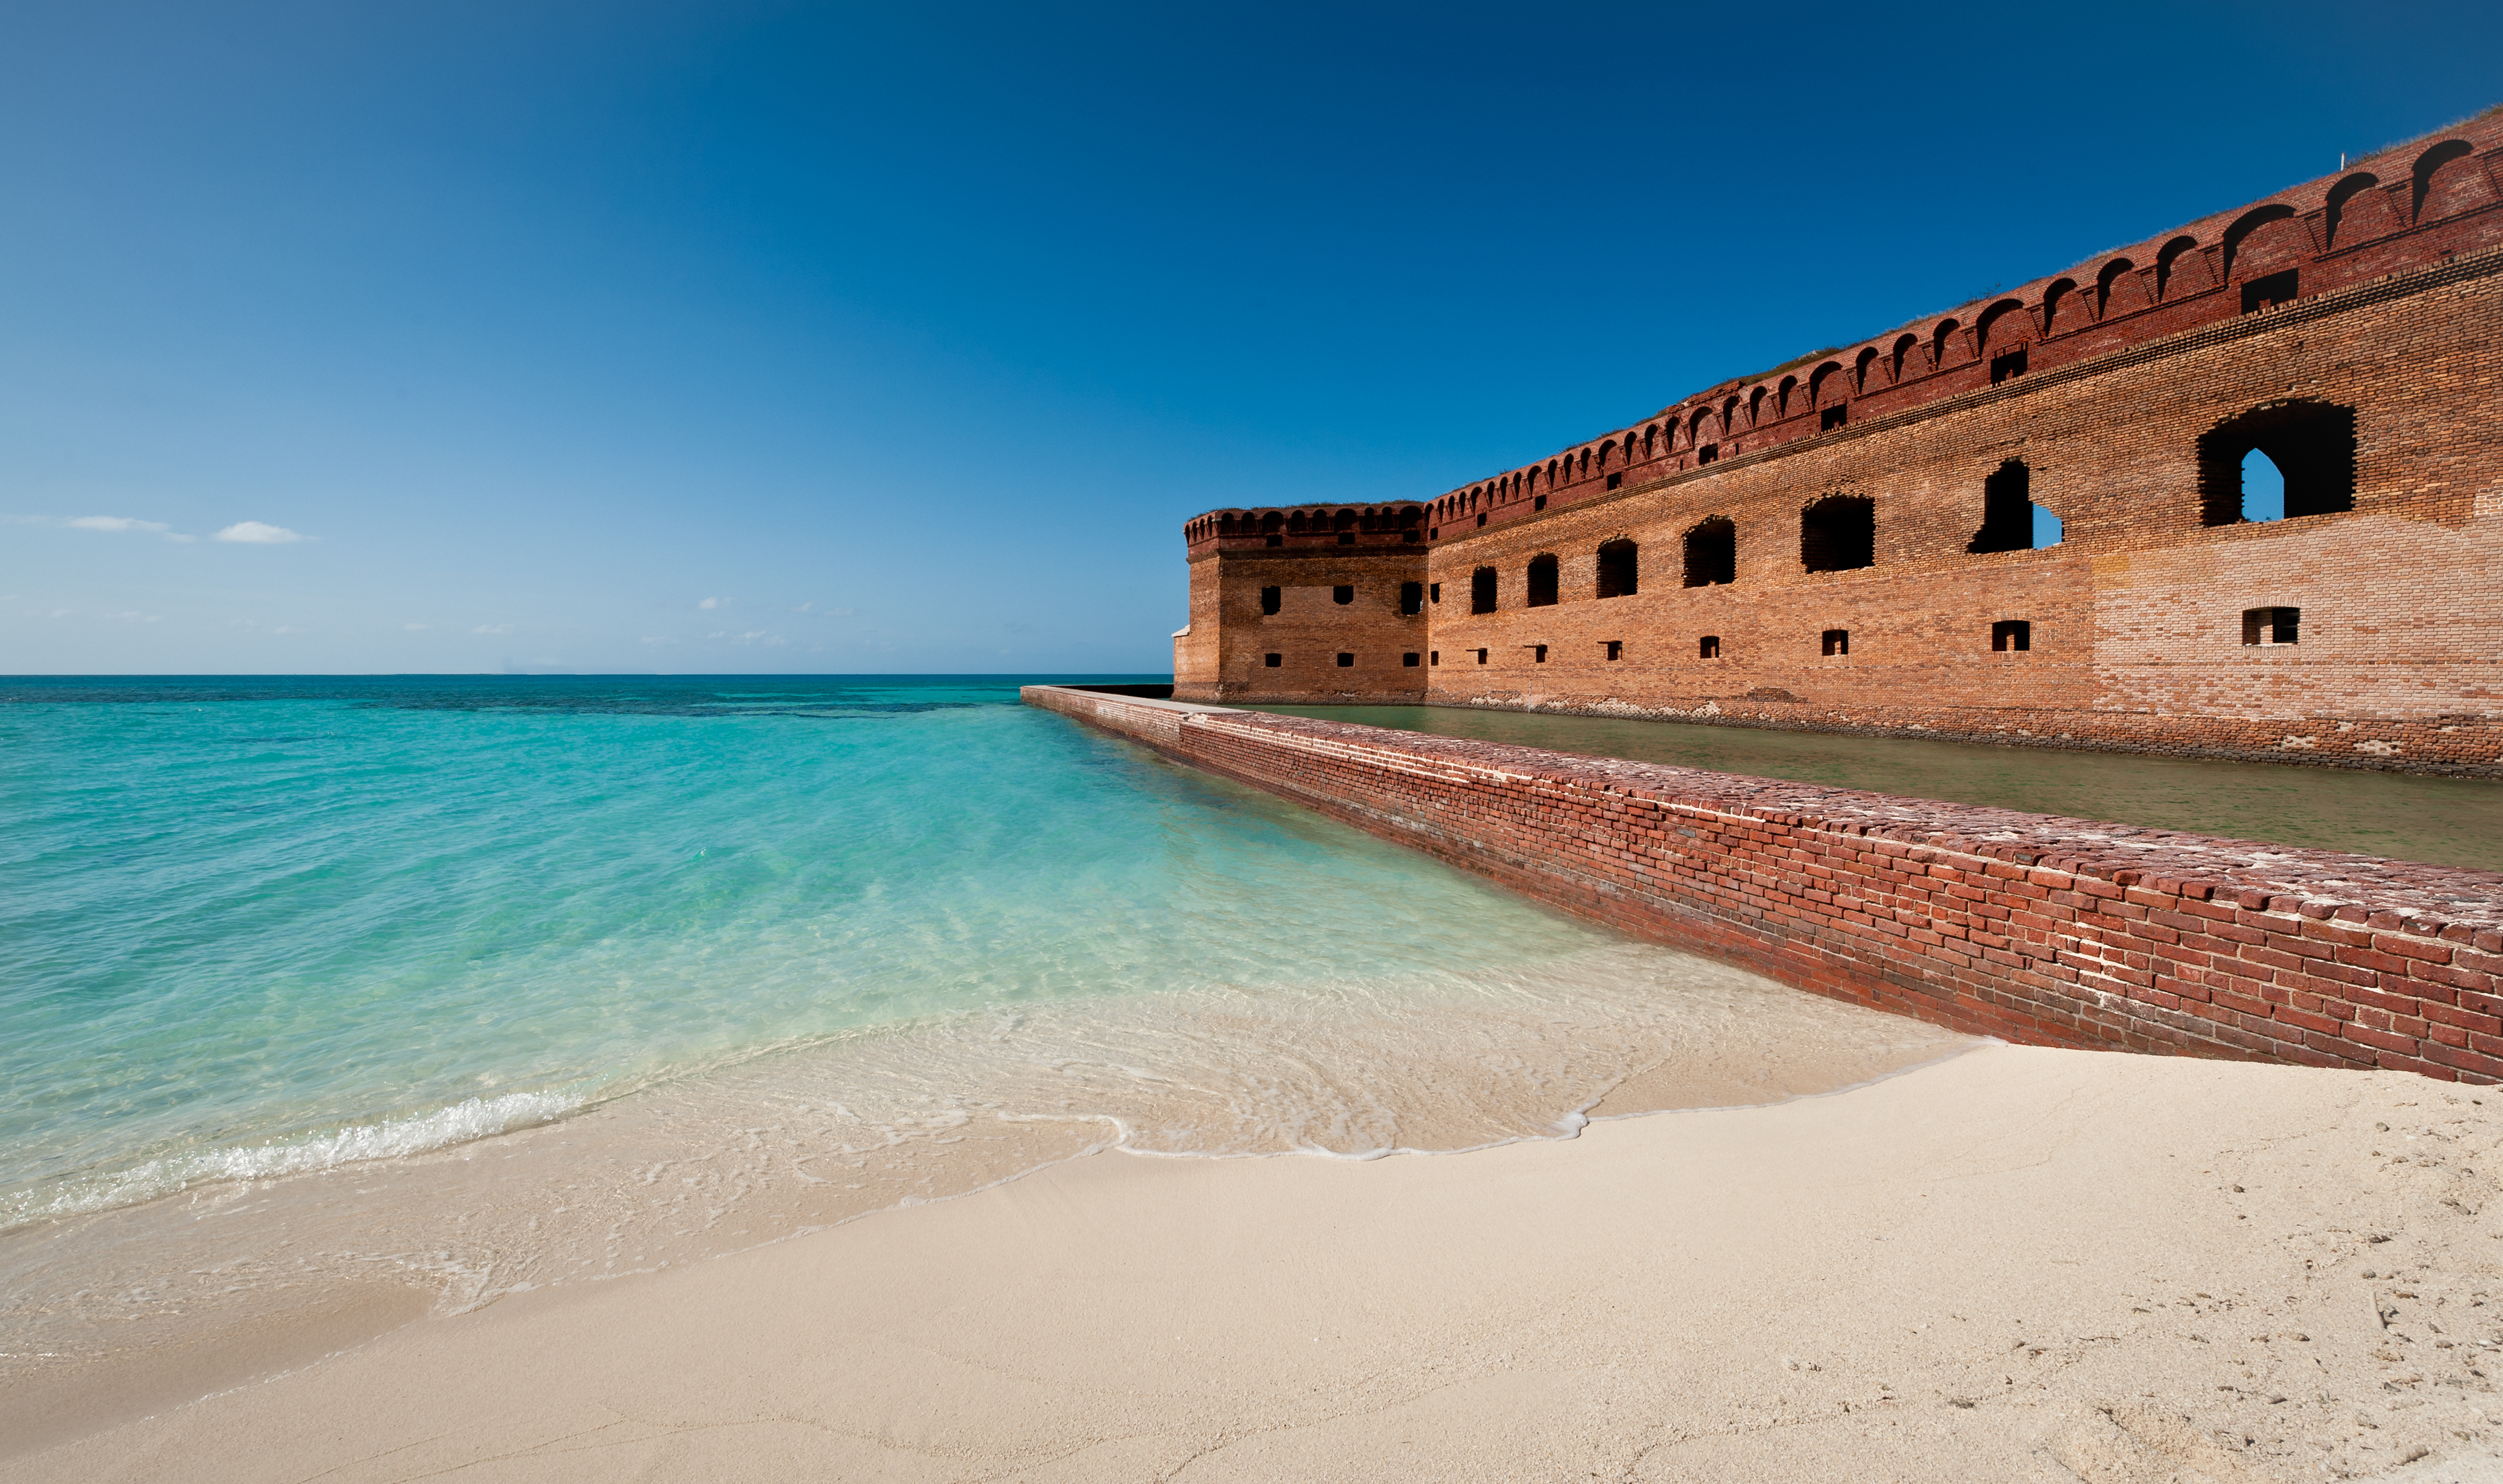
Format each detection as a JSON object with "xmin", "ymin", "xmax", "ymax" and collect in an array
[
  {"xmin": 1596, "ymin": 539, "xmax": 1638, "ymax": 599},
  {"xmin": 1471, "ymin": 566, "xmax": 1498, "ymax": 614},
  {"xmin": 1532, "ymin": 644, "xmax": 1548, "ymax": 663},
  {"xmin": 2199, "ymin": 400, "xmax": 2356, "ymax": 526},
  {"xmin": 2241, "ymin": 268, "xmax": 2299, "ymax": 314},
  {"xmin": 1428, "ymin": 583, "xmax": 1441, "ymax": 603},
  {"xmin": 1265, "ymin": 535, "xmax": 1283, "ymax": 547},
  {"xmin": 1533, "ymin": 494, "xmax": 1548, "ymax": 512},
  {"xmin": 1428, "ymin": 527, "xmax": 1439, "ymax": 539},
  {"xmin": 1474, "ymin": 648, "xmax": 1488, "ymax": 665},
  {"xmin": 1605, "ymin": 472, "xmax": 1623, "ymax": 490},
  {"xmin": 1822, "ymin": 628, "xmax": 1850, "ymax": 657},
  {"xmin": 1696, "ymin": 443, "xmax": 1720, "ymax": 464},
  {"xmin": 1526, "ymin": 554, "xmax": 1559, "ymax": 608},
  {"xmin": 1682, "ymin": 518, "xmax": 1736, "ymax": 587},
  {"xmin": 1338, "ymin": 532, "xmax": 1354, "ymax": 545},
  {"xmin": 1402, "ymin": 530, "xmax": 1419, "ymax": 543},
  {"xmin": 1402, "ymin": 652, "xmax": 1420, "ymax": 667},
  {"xmin": 1967, "ymin": 460, "xmax": 2035, "ymax": 554},
  {"xmin": 1990, "ymin": 348, "xmax": 2028, "ymax": 384},
  {"xmin": 1476, "ymin": 512, "xmax": 1487, "ymax": 528},
  {"xmin": 1604, "ymin": 640, "xmax": 1622, "ymax": 661},
  {"xmin": 1801, "ymin": 496, "xmax": 1876, "ymax": 573},
  {"xmin": 1399, "ymin": 581, "xmax": 1424, "ymax": 615},
  {"xmin": 1820, "ymin": 405, "xmax": 1848, "ymax": 432},
  {"xmin": 1264, "ymin": 653, "xmax": 1281, "ymax": 667},
  {"xmin": 1698, "ymin": 635, "xmax": 1721, "ymax": 659},
  {"xmin": 1991, "ymin": 619, "xmax": 2032, "ymax": 652},
  {"xmin": 1332, "ymin": 585, "xmax": 1354, "ymax": 605},
  {"xmin": 1336, "ymin": 652, "xmax": 1355, "ymax": 667},
  {"xmin": 1429, "ymin": 651, "xmax": 1440, "ymax": 666},
  {"xmin": 2242, "ymin": 606, "xmax": 2300, "ymax": 646},
  {"xmin": 1259, "ymin": 584, "xmax": 1281, "ymax": 615}
]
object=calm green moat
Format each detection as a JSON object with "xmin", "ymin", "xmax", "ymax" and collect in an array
[{"xmin": 1252, "ymin": 705, "xmax": 2503, "ymax": 875}]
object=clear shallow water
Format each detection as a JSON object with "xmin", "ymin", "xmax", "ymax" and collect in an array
[
  {"xmin": 0, "ymin": 675, "xmax": 1964, "ymax": 1376},
  {"xmin": 1254, "ymin": 705, "xmax": 2503, "ymax": 873}
]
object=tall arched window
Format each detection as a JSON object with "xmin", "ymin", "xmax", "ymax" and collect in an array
[
  {"xmin": 1525, "ymin": 554, "xmax": 1559, "ymax": 608},
  {"xmin": 1682, "ymin": 519, "xmax": 1735, "ymax": 587},
  {"xmin": 1596, "ymin": 540, "xmax": 1637, "ymax": 599}
]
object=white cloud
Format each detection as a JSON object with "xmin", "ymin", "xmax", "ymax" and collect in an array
[
  {"xmin": 705, "ymin": 629, "xmax": 785, "ymax": 646},
  {"xmin": 403, "ymin": 622, "xmax": 429, "ymax": 631},
  {"xmin": 698, "ymin": 596, "xmax": 722, "ymax": 610},
  {"xmin": 214, "ymin": 521, "xmax": 310, "ymax": 544},
  {"xmin": 68, "ymin": 515, "xmax": 192, "ymax": 542},
  {"xmin": 272, "ymin": 625, "xmax": 300, "ymax": 634},
  {"xmin": 474, "ymin": 623, "xmax": 513, "ymax": 635}
]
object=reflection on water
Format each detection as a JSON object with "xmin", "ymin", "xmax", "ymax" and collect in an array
[{"xmin": 1252, "ymin": 705, "xmax": 2503, "ymax": 873}]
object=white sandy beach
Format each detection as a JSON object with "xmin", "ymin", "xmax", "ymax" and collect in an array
[{"xmin": 14, "ymin": 1042, "xmax": 2503, "ymax": 1483}]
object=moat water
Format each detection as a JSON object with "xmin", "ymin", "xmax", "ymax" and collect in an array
[
  {"xmin": 1252, "ymin": 704, "xmax": 2503, "ymax": 874},
  {"xmin": 1, "ymin": 675, "xmax": 1964, "ymax": 1385}
]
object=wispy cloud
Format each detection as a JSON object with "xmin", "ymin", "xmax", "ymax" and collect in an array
[
  {"xmin": 474, "ymin": 623, "xmax": 513, "ymax": 635},
  {"xmin": 66, "ymin": 515, "xmax": 194, "ymax": 542},
  {"xmin": 706, "ymin": 629, "xmax": 786, "ymax": 646},
  {"xmin": 698, "ymin": 596, "xmax": 723, "ymax": 610},
  {"xmin": 792, "ymin": 601, "xmax": 859, "ymax": 616},
  {"xmin": 215, "ymin": 521, "xmax": 310, "ymax": 544}
]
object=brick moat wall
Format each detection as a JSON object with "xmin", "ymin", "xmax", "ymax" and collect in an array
[
  {"xmin": 1027, "ymin": 686, "xmax": 2503, "ymax": 1083},
  {"xmin": 1170, "ymin": 115, "xmax": 2503, "ymax": 775}
]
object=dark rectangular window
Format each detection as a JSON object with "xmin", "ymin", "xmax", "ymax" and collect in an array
[
  {"xmin": 1605, "ymin": 473, "xmax": 1623, "ymax": 490},
  {"xmin": 1429, "ymin": 583, "xmax": 1441, "ymax": 603},
  {"xmin": 1398, "ymin": 581, "xmax": 1423, "ymax": 615},
  {"xmin": 1990, "ymin": 348, "xmax": 2028, "ymax": 384},
  {"xmin": 1696, "ymin": 444, "xmax": 1720, "ymax": 464},
  {"xmin": 1259, "ymin": 585, "xmax": 1281, "ymax": 615},
  {"xmin": 1336, "ymin": 652, "xmax": 1355, "ymax": 667},
  {"xmin": 1264, "ymin": 653, "xmax": 1280, "ymax": 667},
  {"xmin": 2242, "ymin": 606, "xmax": 2300, "ymax": 645},
  {"xmin": 1337, "ymin": 532, "xmax": 1354, "ymax": 545},
  {"xmin": 1265, "ymin": 535, "xmax": 1283, "ymax": 547},
  {"xmin": 1533, "ymin": 494, "xmax": 1547, "ymax": 512},
  {"xmin": 1471, "ymin": 567, "xmax": 1498, "ymax": 614},
  {"xmin": 1429, "ymin": 651, "xmax": 1440, "ymax": 666},
  {"xmin": 1428, "ymin": 527, "xmax": 1438, "ymax": 539},
  {"xmin": 2242, "ymin": 269, "xmax": 2299, "ymax": 314},
  {"xmin": 1403, "ymin": 530, "xmax": 1419, "ymax": 543},
  {"xmin": 1698, "ymin": 635, "xmax": 1721, "ymax": 659},
  {"xmin": 1821, "ymin": 405, "xmax": 1847, "ymax": 432},
  {"xmin": 1332, "ymin": 584, "xmax": 1354, "ymax": 605},
  {"xmin": 1476, "ymin": 513, "xmax": 1486, "ymax": 527},
  {"xmin": 1402, "ymin": 652, "xmax": 1419, "ymax": 667},
  {"xmin": 1991, "ymin": 619, "xmax": 2031, "ymax": 652},
  {"xmin": 1822, "ymin": 628, "xmax": 1850, "ymax": 656},
  {"xmin": 1532, "ymin": 644, "xmax": 1548, "ymax": 663},
  {"xmin": 1474, "ymin": 648, "xmax": 1487, "ymax": 664},
  {"xmin": 1604, "ymin": 640, "xmax": 1622, "ymax": 661}
]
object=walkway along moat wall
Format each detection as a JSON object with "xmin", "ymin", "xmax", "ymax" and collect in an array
[{"xmin": 1026, "ymin": 685, "xmax": 2503, "ymax": 1083}]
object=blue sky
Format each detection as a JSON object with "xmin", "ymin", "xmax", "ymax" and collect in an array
[{"xmin": 2, "ymin": 2, "xmax": 2496, "ymax": 675}]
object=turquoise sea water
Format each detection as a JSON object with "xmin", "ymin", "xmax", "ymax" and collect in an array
[{"xmin": 2, "ymin": 675, "xmax": 1971, "ymax": 1374}]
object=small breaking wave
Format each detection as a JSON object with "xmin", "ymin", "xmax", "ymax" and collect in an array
[{"xmin": 1, "ymin": 1088, "xmax": 588, "ymax": 1231}]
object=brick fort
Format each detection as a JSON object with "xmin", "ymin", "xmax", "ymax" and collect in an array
[{"xmin": 1171, "ymin": 113, "xmax": 2503, "ymax": 775}]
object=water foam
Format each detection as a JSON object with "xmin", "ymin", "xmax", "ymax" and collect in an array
[{"xmin": 4, "ymin": 1088, "xmax": 587, "ymax": 1229}]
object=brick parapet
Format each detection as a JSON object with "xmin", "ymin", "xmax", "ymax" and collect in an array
[{"xmin": 1026, "ymin": 685, "xmax": 2503, "ymax": 1082}]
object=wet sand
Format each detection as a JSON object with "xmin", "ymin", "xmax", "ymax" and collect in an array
[{"xmin": 16, "ymin": 1043, "xmax": 2503, "ymax": 1482}]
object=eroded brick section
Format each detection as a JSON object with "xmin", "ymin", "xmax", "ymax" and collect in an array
[{"xmin": 1029, "ymin": 686, "xmax": 2503, "ymax": 1083}]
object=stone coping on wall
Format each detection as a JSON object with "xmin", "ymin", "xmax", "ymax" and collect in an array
[{"xmin": 1024, "ymin": 684, "xmax": 2503, "ymax": 1081}]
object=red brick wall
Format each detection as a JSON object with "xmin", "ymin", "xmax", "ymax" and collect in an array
[
  {"xmin": 1173, "ymin": 116, "xmax": 2503, "ymax": 775},
  {"xmin": 1029, "ymin": 686, "xmax": 2503, "ymax": 1083}
]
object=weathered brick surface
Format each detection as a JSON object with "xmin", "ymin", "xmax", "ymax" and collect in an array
[
  {"xmin": 1172, "ymin": 115, "xmax": 2503, "ymax": 776},
  {"xmin": 1028, "ymin": 685, "xmax": 2503, "ymax": 1082}
]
